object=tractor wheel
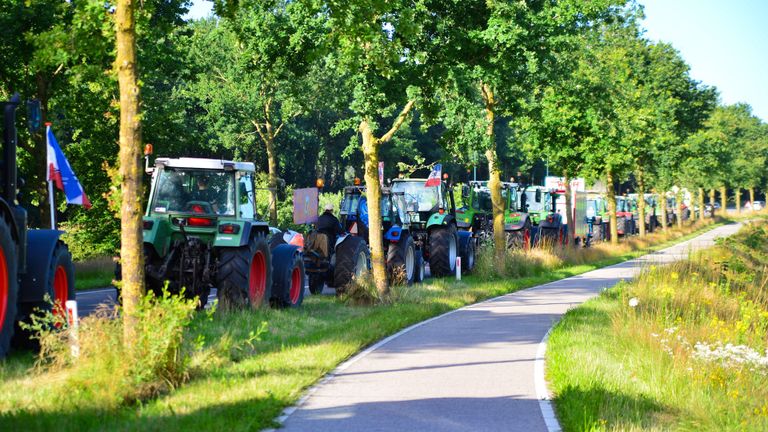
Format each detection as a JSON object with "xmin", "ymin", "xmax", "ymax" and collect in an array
[
  {"xmin": 333, "ymin": 236, "xmax": 369, "ymax": 294},
  {"xmin": 387, "ymin": 234, "xmax": 416, "ymax": 285},
  {"xmin": 0, "ymin": 217, "xmax": 18, "ymax": 358},
  {"xmin": 540, "ymin": 227, "xmax": 559, "ymax": 246},
  {"xmin": 414, "ymin": 249, "xmax": 425, "ymax": 283},
  {"xmin": 11, "ymin": 241, "xmax": 75, "ymax": 350},
  {"xmin": 429, "ymin": 224, "xmax": 458, "ymax": 277},
  {"xmin": 460, "ymin": 237, "xmax": 475, "ymax": 275},
  {"xmin": 216, "ymin": 235, "xmax": 272, "ymax": 310},
  {"xmin": 271, "ymin": 245, "xmax": 305, "ymax": 308},
  {"xmin": 308, "ymin": 273, "xmax": 325, "ymax": 295},
  {"xmin": 506, "ymin": 222, "xmax": 532, "ymax": 250}
]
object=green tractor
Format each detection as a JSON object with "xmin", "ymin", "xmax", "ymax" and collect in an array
[
  {"xmin": 456, "ymin": 181, "xmax": 533, "ymax": 249},
  {"xmin": 138, "ymin": 157, "xmax": 305, "ymax": 309},
  {"xmin": 390, "ymin": 177, "xmax": 475, "ymax": 277},
  {"xmin": 519, "ymin": 185, "xmax": 566, "ymax": 245},
  {"xmin": 337, "ymin": 184, "xmax": 424, "ymax": 285}
]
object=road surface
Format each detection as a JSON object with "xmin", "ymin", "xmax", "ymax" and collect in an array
[{"xmin": 274, "ymin": 223, "xmax": 743, "ymax": 432}]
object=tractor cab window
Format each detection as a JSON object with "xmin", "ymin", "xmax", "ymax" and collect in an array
[
  {"xmin": 506, "ymin": 187, "xmax": 518, "ymax": 210},
  {"xmin": 340, "ymin": 190, "xmax": 360, "ymax": 216},
  {"xmin": 474, "ymin": 189, "xmax": 493, "ymax": 212},
  {"xmin": 238, "ymin": 172, "xmax": 256, "ymax": 219},
  {"xmin": 392, "ymin": 181, "xmax": 443, "ymax": 213},
  {"xmin": 152, "ymin": 168, "xmax": 235, "ymax": 216}
]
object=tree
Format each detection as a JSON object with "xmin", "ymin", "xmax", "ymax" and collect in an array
[{"xmin": 115, "ymin": 0, "xmax": 144, "ymax": 346}]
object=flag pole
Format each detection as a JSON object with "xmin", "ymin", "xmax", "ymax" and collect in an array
[
  {"xmin": 49, "ymin": 179, "xmax": 56, "ymax": 229},
  {"xmin": 45, "ymin": 122, "xmax": 56, "ymax": 230}
]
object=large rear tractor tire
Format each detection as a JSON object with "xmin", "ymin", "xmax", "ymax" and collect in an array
[
  {"xmin": 271, "ymin": 245, "xmax": 305, "ymax": 308},
  {"xmin": 506, "ymin": 221, "xmax": 532, "ymax": 250},
  {"xmin": 217, "ymin": 235, "xmax": 272, "ymax": 310},
  {"xmin": 0, "ymin": 217, "xmax": 18, "ymax": 358},
  {"xmin": 333, "ymin": 236, "xmax": 369, "ymax": 294},
  {"xmin": 387, "ymin": 234, "xmax": 416, "ymax": 285},
  {"xmin": 429, "ymin": 224, "xmax": 458, "ymax": 277}
]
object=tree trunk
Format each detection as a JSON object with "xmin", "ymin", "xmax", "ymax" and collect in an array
[
  {"xmin": 709, "ymin": 189, "xmax": 716, "ymax": 217},
  {"xmin": 659, "ymin": 191, "xmax": 667, "ymax": 230},
  {"xmin": 564, "ymin": 171, "xmax": 574, "ymax": 245},
  {"xmin": 676, "ymin": 190, "xmax": 683, "ymax": 228},
  {"xmin": 636, "ymin": 169, "xmax": 646, "ymax": 236},
  {"xmin": 720, "ymin": 186, "xmax": 727, "ymax": 215},
  {"xmin": 482, "ymin": 83, "xmax": 505, "ymax": 262},
  {"xmin": 606, "ymin": 170, "xmax": 618, "ymax": 245},
  {"xmin": 357, "ymin": 100, "xmax": 415, "ymax": 296},
  {"xmin": 116, "ymin": 0, "xmax": 144, "ymax": 348},
  {"xmin": 735, "ymin": 188, "xmax": 741, "ymax": 214},
  {"xmin": 698, "ymin": 187, "xmax": 705, "ymax": 222},
  {"xmin": 264, "ymin": 133, "xmax": 279, "ymax": 225},
  {"xmin": 749, "ymin": 187, "xmax": 755, "ymax": 211},
  {"xmin": 360, "ymin": 120, "xmax": 387, "ymax": 295}
]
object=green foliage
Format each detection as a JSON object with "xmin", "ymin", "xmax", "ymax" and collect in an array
[{"xmin": 21, "ymin": 287, "xmax": 199, "ymax": 408}]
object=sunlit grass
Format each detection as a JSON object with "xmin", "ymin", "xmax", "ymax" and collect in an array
[{"xmin": 548, "ymin": 220, "xmax": 768, "ymax": 431}]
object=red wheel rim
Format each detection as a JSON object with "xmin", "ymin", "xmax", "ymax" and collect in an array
[
  {"xmin": 53, "ymin": 265, "xmax": 69, "ymax": 320},
  {"xmin": 0, "ymin": 246, "xmax": 8, "ymax": 331},
  {"xmin": 249, "ymin": 251, "xmax": 267, "ymax": 306},
  {"xmin": 289, "ymin": 266, "xmax": 301, "ymax": 304},
  {"xmin": 523, "ymin": 228, "xmax": 530, "ymax": 250}
]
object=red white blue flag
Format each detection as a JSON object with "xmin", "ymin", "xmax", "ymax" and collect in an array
[
  {"xmin": 46, "ymin": 124, "xmax": 91, "ymax": 209},
  {"xmin": 425, "ymin": 163, "xmax": 442, "ymax": 187}
]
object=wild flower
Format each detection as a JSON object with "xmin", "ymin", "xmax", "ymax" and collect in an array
[
  {"xmin": 693, "ymin": 342, "xmax": 768, "ymax": 373},
  {"xmin": 629, "ymin": 297, "xmax": 639, "ymax": 308}
]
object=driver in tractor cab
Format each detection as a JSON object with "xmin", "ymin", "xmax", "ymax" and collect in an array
[{"xmin": 192, "ymin": 176, "xmax": 220, "ymax": 213}]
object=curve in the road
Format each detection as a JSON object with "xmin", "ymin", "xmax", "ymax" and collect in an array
[{"xmin": 272, "ymin": 223, "xmax": 743, "ymax": 432}]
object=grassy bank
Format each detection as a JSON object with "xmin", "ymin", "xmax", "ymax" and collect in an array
[
  {"xmin": 74, "ymin": 256, "xmax": 114, "ymax": 291},
  {"xmin": 1, "ymin": 220, "xmax": 727, "ymax": 431},
  {"xmin": 548, "ymin": 220, "xmax": 768, "ymax": 431}
]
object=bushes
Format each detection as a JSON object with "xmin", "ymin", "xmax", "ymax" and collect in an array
[{"xmin": 25, "ymin": 288, "xmax": 198, "ymax": 408}]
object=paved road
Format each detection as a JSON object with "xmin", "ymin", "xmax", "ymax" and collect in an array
[{"xmin": 276, "ymin": 223, "xmax": 743, "ymax": 432}]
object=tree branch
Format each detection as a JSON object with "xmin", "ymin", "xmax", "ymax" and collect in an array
[
  {"xmin": 273, "ymin": 122, "xmax": 285, "ymax": 139},
  {"xmin": 380, "ymin": 99, "xmax": 416, "ymax": 143},
  {"xmin": 251, "ymin": 120, "xmax": 268, "ymax": 145}
]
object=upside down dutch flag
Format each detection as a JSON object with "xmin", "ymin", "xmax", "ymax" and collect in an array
[
  {"xmin": 46, "ymin": 124, "xmax": 91, "ymax": 209},
  {"xmin": 424, "ymin": 163, "xmax": 442, "ymax": 187}
]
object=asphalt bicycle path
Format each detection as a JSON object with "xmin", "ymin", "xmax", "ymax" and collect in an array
[{"xmin": 274, "ymin": 222, "xmax": 744, "ymax": 432}]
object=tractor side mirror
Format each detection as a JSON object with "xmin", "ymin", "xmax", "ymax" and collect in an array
[
  {"xmin": 462, "ymin": 184, "xmax": 470, "ymax": 198},
  {"xmin": 535, "ymin": 189, "xmax": 542, "ymax": 203}
]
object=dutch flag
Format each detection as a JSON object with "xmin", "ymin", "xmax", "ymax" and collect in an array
[
  {"xmin": 424, "ymin": 163, "xmax": 442, "ymax": 187},
  {"xmin": 46, "ymin": 123, "xmax": 91, "ymax": 209}
]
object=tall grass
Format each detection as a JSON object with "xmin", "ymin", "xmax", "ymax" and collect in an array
[{"xmin": 548, "ymin": 220, "xmax": 768, "ymax": 431}]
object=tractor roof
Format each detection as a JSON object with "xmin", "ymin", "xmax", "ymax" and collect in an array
[{"xmin": 155, "ymin": 157, "xmax": 255, "ymax": 172}]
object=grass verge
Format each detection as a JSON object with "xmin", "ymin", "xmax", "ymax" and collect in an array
[
  {"xmin": 1, "ymin": 219, "xmax": 730, "ymax": 431},
  {"xmin": 74, "ymin": 256, "xmax": 114, "ymax": 291},
  {"xmin": 548, "ymin": 220, "xmax": 768, "ymax": 431}
]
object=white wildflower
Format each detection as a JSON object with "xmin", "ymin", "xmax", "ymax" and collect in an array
[{"xmin": 628, "ymin": 297, "xmax": 639, "ymax": 308}]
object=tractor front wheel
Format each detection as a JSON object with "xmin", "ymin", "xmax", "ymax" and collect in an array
[
  {"xmin": 429, "ymin": 225, "xmax": 458, "ymax": 277},
  {"xmin": 333, "ymin": 236, "xmax": 369, "ymax": 294},
  {"xmin": 506, "ymin": 222, "xmax": 532, "ymax": 250},
  {"xmin": 387, "ymin": 234, "xmax": 416, "ymax": 285},
  {"xmin": 271, "ymin": 245, "xmax": 305, "ymax": 308},
  {"xmin": 217, "ymin": 235, "xmax": 272, "ymax": 310},
  {"xmin": 308, "ymin": 273, "xmax": 325, "ymax": 295}
]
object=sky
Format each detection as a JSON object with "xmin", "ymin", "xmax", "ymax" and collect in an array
[{"xmin": 183, "ymin": 0, "xmax": 768, "ymax": 122}]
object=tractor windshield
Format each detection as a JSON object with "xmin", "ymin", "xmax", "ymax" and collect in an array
[
  {"xmin": 616, "ymin": 198, "xmax": 632, "ymax": 213},
  {"xmin": 473, "ymin": 189, "xmax": 493, "ymax": 212},
  {"xmin": 391, "ymin": 181, "xmax": 443, "ymax": 213},
  {"xmin": 152, "ymin": 168, "xmax": 236, "ymax": 216}
]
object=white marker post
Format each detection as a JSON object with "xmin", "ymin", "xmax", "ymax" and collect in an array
[
  {"xmin": 65, "ymin": 300, "xmax": 80, "ymax": 358},
  {"xmin": 455, "ymin": 256, "xmax": 461, "ymax": 281}
]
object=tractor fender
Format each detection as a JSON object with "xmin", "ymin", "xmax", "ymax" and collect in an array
[
  {"xmin": 0, "ymin": 201, "xmax": 27, "ymax": 272},
  {"xmin": 384, "ymin": 225, "xmax": 402, "ymax": 242},
  {"xmin": 504, "ymin": 213, "xmax": 530, "ymax": 231},
  {"xmin": 18, "ymin": 229, "xmax": 63, "ymax": 303},
  {"xmin": 426, "ymin": 213, "xmax": 454, "ymax": 229},
  {"xmin": 237, "ymin": 221, "xmax": 270, "ymax": 247}
]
